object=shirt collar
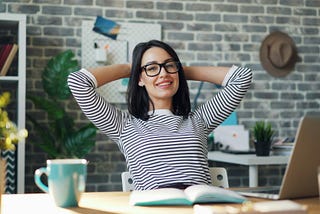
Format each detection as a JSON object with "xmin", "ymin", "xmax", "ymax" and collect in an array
[{"xmin": 148, "ymin": 109, "xmax": 174, "ymax": 116}]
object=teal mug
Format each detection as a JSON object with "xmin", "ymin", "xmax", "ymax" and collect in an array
[{"xmin": 34, "ymin": 159, "xmax": 87, "ymax": 207}]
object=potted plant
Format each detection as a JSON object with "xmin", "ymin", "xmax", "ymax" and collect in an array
[
  {"xmin": 27, "ymin": 50, "xmax": 97, "ymax": 159},
  {"xmin": 252, "ymin": 121, "xmax": 275, "ymax": 156}
]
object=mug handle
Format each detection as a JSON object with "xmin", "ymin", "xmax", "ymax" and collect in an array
[{"xmin": 34, "ymin": 167, "xmax": 49, "ymax": 193}]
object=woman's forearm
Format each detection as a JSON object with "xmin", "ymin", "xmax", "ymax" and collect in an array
[
  {"xmin": 183, "ymin": 66, "xmax": 230, "ymax": 85},
  {"xmin": 88, "ymin": 64, "xmax": 131, "ymax": 87}
]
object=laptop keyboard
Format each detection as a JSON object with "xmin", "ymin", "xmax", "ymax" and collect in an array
[
  {"xmin": 236, "ymin": 186, "xmax": 280, "ymax": 195},
  {"xmin": 256, "ymin": 188, "xmax": 280, "ymax": 194}
]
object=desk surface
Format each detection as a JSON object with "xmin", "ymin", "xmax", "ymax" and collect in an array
[
  {"xmin": 2, "ymin": 192, "xmax": 320, "ymax": 214},
  {"xmin": 208, "ymin": 151, "xmax": 289, "ymax": 165}
]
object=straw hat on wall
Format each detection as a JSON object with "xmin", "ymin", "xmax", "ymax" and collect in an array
[{"xmin": 260, "ymin": 31, "xmax": 300, "ymax": 77}]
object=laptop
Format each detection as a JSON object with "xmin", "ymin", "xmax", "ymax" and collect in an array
[{"xmin": 236, "ymin": 116, "xmax": 320, "ymax": 200}]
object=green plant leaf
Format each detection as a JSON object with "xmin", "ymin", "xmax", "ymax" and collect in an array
[
  {"xmin": 64, "ymin": 123, "xmax": 97, "ymax": 158},
  {"xmin": 27, "ymin": 95, "xmax": 65, "ymax": 120},
  {"xmin": 42, "ymin": 50, "xmax": 79, "ymax": 100},
  {"xmin": 26, "ymin": 114, "xmax": 60, "ymax": 158},
  {"xmin": 53, "ymin": 115, "xmax": 75, "ymax": 140},
  {"xmin": 253, "ymin": 121, "xmax": 275, "ymax": 144}
]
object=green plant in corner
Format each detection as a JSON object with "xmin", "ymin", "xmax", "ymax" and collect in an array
[
  {"xmin": 252, "ymin": 121, "xmax": 275, "ymax": 156},
  {"xmin": 27, "ymin": 50, "xmax": 97, "ymax": 159},
  {"xmin": 252, "ymin": 121, "xmax": 274, "ymax": 144}
]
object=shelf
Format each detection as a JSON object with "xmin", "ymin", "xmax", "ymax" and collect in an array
[
  {"xmin": 0, "ymin": 13, "xmax": 26, "ymax": 194},
  {"xmin": 0, "ymin": 76, "xmax": 19, "ymax": 81}
]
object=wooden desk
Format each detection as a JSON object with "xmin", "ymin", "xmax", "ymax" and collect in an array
[
  {"xmin": 208, "ymin": 151, "xmax": 289, "ymax": 187},
  {"xmin": 1, "ymin": 192, "xmax": 319, "ymax": 214}
]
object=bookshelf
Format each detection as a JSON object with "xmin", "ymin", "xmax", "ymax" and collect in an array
[{"xmin": 0, "ymin": 14, "xmax": 26, "ymax": 194}]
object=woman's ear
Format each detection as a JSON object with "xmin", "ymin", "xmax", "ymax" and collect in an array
[
  {"xmin": 138, "ymin": 80, "xmax": 144, "ymax": 87},
  {"xmin": 138, "ymin": 75, "xmax": 145, "ymax": 87}
]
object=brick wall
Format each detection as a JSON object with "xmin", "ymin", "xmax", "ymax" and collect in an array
[{"xmin": 1, "ymin": 0, "xmax": 319, "ymax": 192}]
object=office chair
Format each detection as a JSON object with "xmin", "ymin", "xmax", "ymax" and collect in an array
[
  {"xmin": 209, "ymin": 167, "xmax": 229, "ymax": 188},
  {"xmin": 121, "ymin": 167, "xmax": 229, "ymax": 192},
  {"xmin": 121, "ymin": 171, "xmax": 135, "ymax": 192}
]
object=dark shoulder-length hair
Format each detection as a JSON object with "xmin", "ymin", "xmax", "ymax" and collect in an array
[{"xmin": 126, "ymin": 40, "xmax": 191, "ymax": 121}]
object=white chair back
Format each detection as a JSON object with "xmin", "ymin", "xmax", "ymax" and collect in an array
[
  {"xmin": 121, "ymin": 171, "xmax": 134, "ymax": 192},
  {"xmin": 209, "ymin": 167, "xmax": 229, "ymax": 188},
  {"xmin": 121, "ymin": 167, "xmax": 229, "ymax": 192}
]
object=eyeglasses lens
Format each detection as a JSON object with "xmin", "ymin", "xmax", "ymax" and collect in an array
[{"xmin": 144, "ymin": 61, "xmax": 179, "ymax": 77}]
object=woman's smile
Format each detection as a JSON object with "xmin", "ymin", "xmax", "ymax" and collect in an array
[{"xmin": 156, "ymin": 79, "xmax": 173, "ymax": 88}]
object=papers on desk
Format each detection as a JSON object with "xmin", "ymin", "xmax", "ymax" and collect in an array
[
  {"xmin": 272, "ymin": 143, "xmax": 294, "ymax": 156},
  {"xmin": 194, "ymin": 200, "xmax": 307, "ymax": 214}
]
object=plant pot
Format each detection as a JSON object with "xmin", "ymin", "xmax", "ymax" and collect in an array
[
  {"xmin": 0, "ymin": 158, "xmax": 5, "ymax": 214},
  {"xmin": 254, "ymin": 141, "xmax": 271, "ymax": 156}
]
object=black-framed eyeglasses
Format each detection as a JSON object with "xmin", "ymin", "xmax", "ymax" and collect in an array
[{"xmin": 141, "ymin": 60, "xmax": 180, "ymax": 77}]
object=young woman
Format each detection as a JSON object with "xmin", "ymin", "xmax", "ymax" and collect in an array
[{"xmin": 68, "ymin": 40, "xmax": 252, "ymax": 190}]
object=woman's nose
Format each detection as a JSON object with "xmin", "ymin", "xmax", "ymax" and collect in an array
[{"xmin": 158, "ymin": 65, "xmax": 168, "ymax": 77}]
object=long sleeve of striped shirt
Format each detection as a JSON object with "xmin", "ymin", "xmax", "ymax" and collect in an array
[{"xmin": 68, "ymin": 65, "xmax": 252, "ymax": 190}]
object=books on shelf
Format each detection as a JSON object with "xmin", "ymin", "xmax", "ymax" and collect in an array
[
  {"xmin": 0, "ymin": 44, "xmax": 12, "ymax": 69},
  {"xmin": 0, "ymin": 43, "xmax": 18, "ymax": 76},
  {"xmin": 129, "ymin": 184, "xmax": 247, "ymax": 206}
]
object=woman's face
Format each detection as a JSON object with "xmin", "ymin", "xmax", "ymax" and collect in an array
[{"xmin": 139, "ymin": 47, "xmax": 179, "ymax": 109}]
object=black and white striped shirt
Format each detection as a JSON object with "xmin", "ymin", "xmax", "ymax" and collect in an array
[{"xmin": 68, "ymin": 66, "xmax": 252, "ymax": 190}]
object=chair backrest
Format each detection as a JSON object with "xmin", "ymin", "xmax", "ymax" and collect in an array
[
  {"xmin": 121, "ymin": 167, "xmax": 229, "ymax": 192},
  {"xmin": 121, "ymin": 171, "xmax": 134, "ymax": 192},
  {"xmin": 209, "ymin": 167, "xmax": 229, "ymax": 188}
]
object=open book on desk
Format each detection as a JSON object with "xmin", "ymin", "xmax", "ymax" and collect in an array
[{"xmin": 129, "ymin": 184, "xmax": 247, "ymax": 206}]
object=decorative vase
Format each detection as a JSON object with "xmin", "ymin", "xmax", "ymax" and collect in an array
[
  {"xmin": 254, "ymin": 141, "xmax": 271, "ymax": 156},
  {"xmin": 0, "ymin": 157, "xmax": 5, "ymax": 214}
]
